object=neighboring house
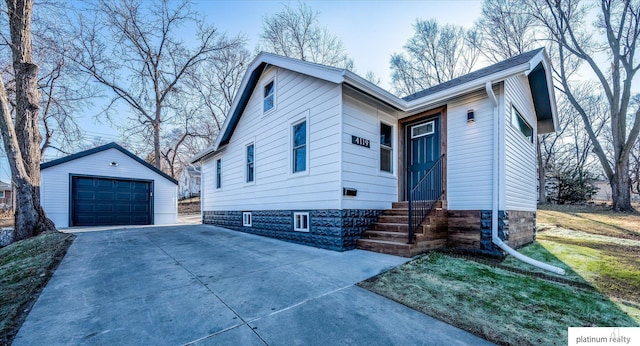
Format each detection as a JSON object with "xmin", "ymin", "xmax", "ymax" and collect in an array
[
  {"xmin": 0, "ymin": 181, "xmax": 12, "ymax": 209},
  {"xmin": 592, "ymin": 180, "xmax": 640, "ymax": 203},
  {"xmin": 191, "ymin": 48, "xmax": 558, "ymax": 257},
  {"xmin": 592, "ymin": 180, "xmax": 612, "ymax": 202},
  {"xmin": 178, "ymin": 166, "xmax": 201, "ymax": 199},
  {"xmin": 40, "ymin": 142, "xmax": 178, "ymax": 228}
]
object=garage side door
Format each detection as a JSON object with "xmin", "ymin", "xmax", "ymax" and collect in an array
[{"xmin": 71, "ymin": 176, "xmax": 152, "ymax": 226}]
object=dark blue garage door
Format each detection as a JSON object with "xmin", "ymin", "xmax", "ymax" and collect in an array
[{"xmin": 71, "ymin": 176, "xmax": 152, "ymax": 226}]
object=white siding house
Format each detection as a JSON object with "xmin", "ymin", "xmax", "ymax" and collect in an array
[
  {"xmin": 192, "ymin": 49, "xmax": 558, "ymax": 255},
  {"xmin": 41, "ymin": 143, "xmax": 178, "ymax": 228}
]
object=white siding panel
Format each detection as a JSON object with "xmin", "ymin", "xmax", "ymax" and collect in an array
[
  {"xmin": 447, "ymin": 91, "xmax": 494, "ymax": 210},
  {"xmin": 201, "ymin": 67, "xmax": 342, "ymax": 211},
  {"xmin": 504, "ymin": 76, "xmax": 537, "ymax": 211},
  {"xmin": 341, "ymin": 94, "xmax": 398, "ymax": 210},
  {"xmin": 40, "ymin": 148, "xmax": 178, "ymax": 228}
]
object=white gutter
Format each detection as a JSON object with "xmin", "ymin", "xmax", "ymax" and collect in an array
[{"xmin": 486, "ymin": 81, "xmax": 565, "ymax": 275}]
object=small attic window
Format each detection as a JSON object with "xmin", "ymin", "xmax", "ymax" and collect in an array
[
  {"xmin": 263, "ymin": 80, "xmax": 275, "ymax": 113},
  {"xmin": 511, "ymin": 106, "xmax": 533, "ymax": 143}
]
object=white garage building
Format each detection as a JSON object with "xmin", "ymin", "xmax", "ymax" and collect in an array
[{"xmin": 40, "ymin": 142, "xmax": 178, "ymax": 228}]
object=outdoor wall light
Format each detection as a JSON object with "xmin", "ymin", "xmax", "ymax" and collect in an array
[
  {"xmin": 110, "ymin": 162, "xmax": 119, "ymax": 166},
  {"xmin": 467, "ymin": 109, "xmax": 475, "ymax": 123}
]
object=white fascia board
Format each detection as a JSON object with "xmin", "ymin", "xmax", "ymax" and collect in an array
[
  {"xmin": 342, "ymin": 71, "xmax": 406, "ymax": 110},
  {"xmin": 263, "ymin": 53, "xmax": 345, "ymax": 83},
  {"xmin": 401, "ymin": 63, "xmax": 531, "ymax": 116},
  {"xmin": 190, "ymin": 145, "xmax": 226, "ymax": 164}
]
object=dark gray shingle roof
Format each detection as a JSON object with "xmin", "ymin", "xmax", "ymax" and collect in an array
[{"xmin": 402, "ymin": 48, "xmax": 544, "ymax": 102}]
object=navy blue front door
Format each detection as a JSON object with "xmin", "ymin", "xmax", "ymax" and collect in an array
[{"xmin": 406, "ymin": 117, "xmax": 440, "ymax": 196}]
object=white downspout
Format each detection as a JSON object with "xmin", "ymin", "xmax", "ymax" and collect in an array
[{"xmin": 486, "ymin": 82, "xmax": 565, "ymax": 275}]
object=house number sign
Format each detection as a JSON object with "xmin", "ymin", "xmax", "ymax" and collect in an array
[{"xmin": 351, "ymin": 135, "xmax": 370, "ymax": 148}]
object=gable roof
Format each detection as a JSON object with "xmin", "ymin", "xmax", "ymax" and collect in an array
[
  {"xmin": 191, "ymin": 49, "xmax": 558, "ymax": 163},
  {"xmin": 0, "ymin": 181, "xmax": 10, "ymax": 189},
  {"xmin": 403, "ymin": 48, "xmax": 544, "ymax": 101},
  {"xmin": 40, "ymin": 142, "xmax": 178, "ymax": 185}
]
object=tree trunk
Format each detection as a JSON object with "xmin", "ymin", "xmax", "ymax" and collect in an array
[
  {"xmin": 611, "ymin": 157, "xmax": 633, "ymax": 212},
  {"xmin": 153, "ymin": 120, "xmax": 161, "ymax": 169},
  {"xmin": 537, "ymin": 138, "xmax": 547, "ymax": 204},
  {"xmin": 0, "ymin": 0, "xmax": 56, "ymax": 241}
]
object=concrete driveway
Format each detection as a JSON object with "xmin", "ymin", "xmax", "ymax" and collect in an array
[{"xmin": 14, "ymin": 225, "xmax": 492, "ymax": 346}]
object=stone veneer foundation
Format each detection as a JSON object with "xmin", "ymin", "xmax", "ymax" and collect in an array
[{"xmin": 203, "ymin": 209, "xmax": 383, "ymax": 251}]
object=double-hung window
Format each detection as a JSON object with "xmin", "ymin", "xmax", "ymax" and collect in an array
[
  {"xmin": 264, "ymin": 80, "xmax": 275, "ymax": 113},
  {"xmin": 246, "ymin": 144, "xmax": 255, "ymax": 183},
  {"xmin": 292, "ymin": 121, "xmax": 307, "ymax": 173},
  {"xmin": 380, "ymin": 123, "xmax": 393, "ymax": 173},
  {"xmin": 216, "ymin": 159, "xmax": 222, "ymax": 189}
]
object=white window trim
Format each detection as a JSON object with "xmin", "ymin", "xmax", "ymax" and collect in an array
[
  {"xmin": 379, "ymin": 120, "xmax": 395, "ymax": 175},
  {"xmin": 243, "ymin": 212, "xmax": 252, "ymax": 227},
  {"xmin": 290, "ymin": 111, "xmax": 310, "ymax": 177},
  {"xmin": 215, "ymin": 158, "xmax": 222, "ymax": 190},
  {"xmin": 0, "ymin": 190, "xmax": 5, "ymax": 198},
  {"xmin": 293, "ymin": 212, "xmax": 310, "ymax": 232},
  {"xmin": 510, "ymin": 104, "xmax": 534, "ymax": 144},
  {"xmin": 411, "ymin": 120, "xmax": 435, "ymax": 139},
  {"xmin": 244, "ymin": 140, "xmax": 256, "ymax": 185},
  {"xmin": 262, "ymin": 73, "xmax": 277, "ymax": 116}
]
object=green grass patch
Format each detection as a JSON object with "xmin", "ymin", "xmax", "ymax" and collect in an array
[
  {"xmin": 361, "ymin": 204, "xmax": 640, "ymax": 345},
  {"xmin": 0, "ymin": 232, "xmax": 75, "ymax": 345},
  {"xmin": 360, "ymin": 252, "xmax": 638, "ymax": 345}
]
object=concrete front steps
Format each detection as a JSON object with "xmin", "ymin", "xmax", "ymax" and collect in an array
[{"xmin": 356, "ymin": 201, "xmax": 447, "ymax": 257}]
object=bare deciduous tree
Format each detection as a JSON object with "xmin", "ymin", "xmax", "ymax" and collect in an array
[
  {"xmin": 390, "ymin": 19, "xmax": 481, "ymax": 96},
  {"xmin": 70, "ymin": 0, "xmax": 242, "ymax": 172},
  {"xmin": 0, "ymin": 2, "xmax": 92, "ymax": 158},
  {"xmin": 160, "ymin": 44, "xmax": 250, "ymax": 178},
  {"xmin": 475, "ymin": 0, "xmax": 538, "ymax": 63},
  {"xmin": 529, "ymin": 0, "xmax": 640, "ymax": 211},
  {"xmin": 260, "ymin": 1, "xmax": 353, "ymax": 69},
  {"xmin": 0, "ymin": 0, "xmax": 56, "ymax": 241},
  {"xmin": 475, "ymin": 0, "xmax": 549, "ymax": 202}
]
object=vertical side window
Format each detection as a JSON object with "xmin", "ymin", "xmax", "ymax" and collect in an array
[
  {"xmin": 243, "ymin": 212, "xmax": 252, "ymax": 227},
  {"xmin": 511, "ymin": 106, "xmax": 533, "ymax": 143},
  {"xmin": 216, "ymin": 159, "xmax": 222, "ymax": 189},
  {"xmin": 246, "ymin": 144, "xmax": 255, "ymax": 183},
  {"xmin": 264, "ymin": 80, "xmax": 275, "ymax": 113},
  {"xmin": 292, "ymin": 121, "xmax": 307, "ymax": 173},
  {"xmin": 380, "ymin": 123, "xmax": 393, "ymax": 173}
]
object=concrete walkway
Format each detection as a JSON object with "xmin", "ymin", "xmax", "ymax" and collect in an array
[{"xmin": 14, "ymin": 225, "xmax": 492, "ymax": 345}]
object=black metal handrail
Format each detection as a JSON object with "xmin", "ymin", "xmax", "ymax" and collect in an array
[{"xmin": 408, "ymin": 154, "xmax": 445, "ymax": 244}]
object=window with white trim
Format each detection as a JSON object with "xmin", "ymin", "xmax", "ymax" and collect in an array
[
  {"xmin": 243, "ymin": 212, "xmax": 252, "ymax": 227},
  {"xmin": 0, "ymin": 191, "xmax": 4, "ymax": 198},
  {"xmin": 263, "ymin": 80, "xmax": 275, "ymax": 113},
  {"xmin": 216, "ymin": 159, "xmax": 222, "ymax": 189},
  {"xmin": 380, "ymin": 122, "xmax": 393, "ymax": 173},
  {"xmin": 511, "ymin": 106, "xmax": 533, "ymax": 143},
  {"xmin": 246, "ymin": 143, "xmax": 255, "ymax": 183},
  {"xmin": 293, "ymin": 212, "xmax": 309, "ymax": 232},
  {"xmin": 292, "ymin": 120, "xmax": 307, "ymax": 173}
]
